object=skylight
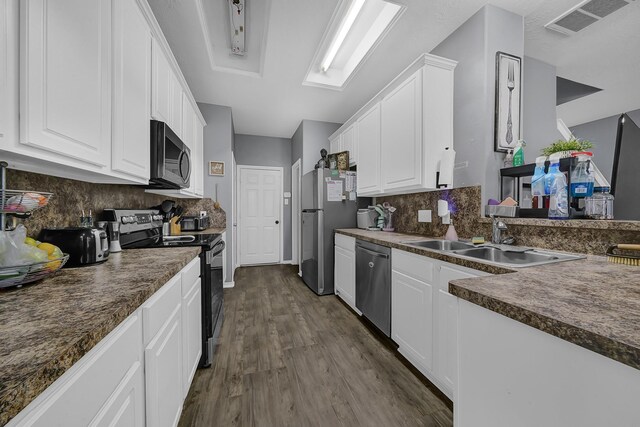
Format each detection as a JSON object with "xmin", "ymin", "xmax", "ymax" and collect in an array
[{"xmin": 303, "ymin": 0, "xmax": 405, "ymax": 90}]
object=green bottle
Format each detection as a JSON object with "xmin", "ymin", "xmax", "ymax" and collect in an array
[{"xmin": 513, "ymin": 139, "xmax": 526, "ymax": 167}]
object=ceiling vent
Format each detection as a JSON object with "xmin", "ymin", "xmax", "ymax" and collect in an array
[{"xmin": 545, "ymin": 0, "xmax": 635, "ymax": 35}]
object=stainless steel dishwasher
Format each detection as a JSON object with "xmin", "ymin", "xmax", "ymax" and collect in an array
[{"xmin": 355, "ymin": 240, "xmax": 391, "ymax": 336}]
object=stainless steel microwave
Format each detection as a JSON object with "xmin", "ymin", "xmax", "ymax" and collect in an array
[{"xmin": 149, "ymin": 120, "xmax": 191, "ymax": 189}]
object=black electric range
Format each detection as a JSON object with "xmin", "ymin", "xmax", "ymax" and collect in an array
[{"xmin": 103, "ymin": 209, "xmax": 225, "ymax": 368}]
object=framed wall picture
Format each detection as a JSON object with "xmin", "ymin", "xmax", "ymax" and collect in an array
[
  {"xmin": 494, "ymin": 52, "xmax": 522, "ymax": 153},
  {"xmin": 327, "ymin": 151, "xmax": 349, "ymax": 172},
  {"xmin": 208, "ymin": 161, "xmax": 225, "ymax": 176}
]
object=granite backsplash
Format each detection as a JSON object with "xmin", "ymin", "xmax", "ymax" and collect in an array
[
  {"xmin": 5, "ymin": 170, "xmax": 226, "ymax": 238},
  {"xmin": 377, "ymin": 186, "xmax": 640, "ymax": 255}
]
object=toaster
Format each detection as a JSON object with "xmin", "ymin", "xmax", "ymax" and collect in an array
[
  {"xmin": 38, "ymin": 228, "xmax": 110, "ymax": 267},
  {"xmin": 180, "ymin": 215, "xmax": 210, "ymax": 231}
]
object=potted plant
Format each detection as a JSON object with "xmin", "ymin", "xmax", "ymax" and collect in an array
[{"xmin": 541, "ymin": 137, "xmax": 593, "ymax": 158}]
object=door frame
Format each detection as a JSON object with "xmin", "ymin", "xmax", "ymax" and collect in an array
[
  {"xmin": 291, "ymin": 158, "xmax": 301, "ymax": 268},
  {"xmin": 236, "ymin": 164, "xmax": 284, "ymax": 265}
]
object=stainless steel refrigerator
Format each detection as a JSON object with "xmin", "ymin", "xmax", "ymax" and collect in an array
[{"xmin": 301, "ymin": 168, "xmax": 361, "ymax": 295}]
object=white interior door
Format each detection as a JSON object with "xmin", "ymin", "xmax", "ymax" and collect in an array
[{"xmin": 239, "ymin": 166, "xmax": 282, "ymax": 265}]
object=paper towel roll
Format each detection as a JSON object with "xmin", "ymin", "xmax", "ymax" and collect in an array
[{"xmin": 438, "ymin": 147, "xmax": 456, "ymax": 187}]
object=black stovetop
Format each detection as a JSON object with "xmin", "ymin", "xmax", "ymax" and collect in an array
[{"xmin": 121, "ymin": 231, "xmax": 222, "ymax": 250}]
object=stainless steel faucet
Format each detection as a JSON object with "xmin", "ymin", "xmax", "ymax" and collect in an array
[{"xmin": 491, "ymin": 215, "xmax": 509, "ymax": 244}]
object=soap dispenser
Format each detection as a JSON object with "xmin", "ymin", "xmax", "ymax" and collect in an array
[{"xmin": 444, "ymin": 223, "xmax": 459, "ymax": 242}]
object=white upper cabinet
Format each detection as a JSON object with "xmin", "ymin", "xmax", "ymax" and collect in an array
[
  {"xmin": 341, "ymin": 124, "xmax": 356, "ymax": 165},
  {"xmin": 194, "ymin": 120, "xmax": 204, "ymax": 197},
  {"xmin": 381, "ymin": 70, "xmax": 423, "ymax": 192},
  {"xmin": 0, "ymin": 0, "xmax": 19, "ymax": 147},
  {"xmin": 151, "ymin": 38, "xmax": 173, "ymax": 126},
  {"xmin": 330, "ymin": 54, "xmax": 456, "ymax": 197},
  {"xmin": 329, "ymin": 134, "xmax": 340, "ymax": 155},
  {"xmin": 1, "ymin": 0, "xmax": 205, "ymax": 187},
  {"xmin": 356, "ymin": 104, "xmax": 382, "ymax": 195},
  {"xmin": 111, "ymin": 0, "xmax": 151, "ymax": 182},
  {"xmin": 21, "ymin": 0, "xmax": 112, "ymax": 167}
]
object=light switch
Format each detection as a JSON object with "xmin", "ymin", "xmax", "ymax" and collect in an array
[
  {"xmin": 284, "ymin": 192, "xmax": 291, "ymax": 198},
  {"xmin": 418, "ymin": 210, "xmax": 432, "ymax": 223},
  {"xmin": 284, "ymin": 199, "xmax": 289, "ymax": 205}
]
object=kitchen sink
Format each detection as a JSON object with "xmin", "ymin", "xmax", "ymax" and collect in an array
[
  {"xmin": 452, "ymin": 246, "xmax": 584, "ymax": 268},
  {"xmin": 402, "ymin": 240, "xmax": 475, "ymax": 251},
  {"xmin": 401, "ymin": 239, "xmax": 584, "ymax": 268}
]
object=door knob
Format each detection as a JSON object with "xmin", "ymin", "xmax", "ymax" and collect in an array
[{"xmin": 275, "ymin": 220, "xmax": 280, "ymax": 224}]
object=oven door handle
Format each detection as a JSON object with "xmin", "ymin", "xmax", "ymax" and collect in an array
[{"xmin": 210, "ymin": 240, "xmax": 226, "ymax": 257}]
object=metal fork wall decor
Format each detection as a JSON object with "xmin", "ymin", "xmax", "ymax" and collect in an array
[{"xmin": 494, "ymin": 52, "xmax": 522, "ymax": 153}]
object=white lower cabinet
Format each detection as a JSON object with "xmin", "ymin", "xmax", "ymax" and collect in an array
[
  {"xmin": 142, "ymin": 272, "xmax": 184, "ymax": 427},
  {"xmin": 8, "ymin": 313, "xmax": 146, "ymax": 427},
  {"xmin": 392, "ymin": 250, "xmax": 435, "ymax": 375},
  {"xmin": 181, "ymin": 258, "xmax": 202, "ymax": 398},
  {"xmin": 334, "ymin": 234, "xmax": 357, "ymax": 312},
  {"xmin": 391, "ymin": 248, "xmax": 488, "ymax": 400},
  {"xmin": 8, "ymin": 256, "xmax": 203, "ymax": 427}
]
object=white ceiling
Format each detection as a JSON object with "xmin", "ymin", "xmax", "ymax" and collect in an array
[
  {"xmin": 148, "ymin": 0, "xmax": 638, "ymax": 137},
  {"xmin": 524, "ymin": 0, "xmax": 640, "ymax": 127}
]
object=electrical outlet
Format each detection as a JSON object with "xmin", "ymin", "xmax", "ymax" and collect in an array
[{"xmin": 418, "ymin": 210, "xmax": 432, "ymax": 223}]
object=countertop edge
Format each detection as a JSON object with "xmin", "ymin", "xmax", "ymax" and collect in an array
[
  {"xmin": 0, "ymin": 248, "xmax": 200, "ymax": 425},
  {"xmin": 448, "ymin": 283, "xmax": 640, "ymax": 371}
]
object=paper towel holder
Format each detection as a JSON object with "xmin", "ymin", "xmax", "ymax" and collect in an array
[{"xmin": 437, "ymin": 147, "xmax": 455, "ymax": 188}]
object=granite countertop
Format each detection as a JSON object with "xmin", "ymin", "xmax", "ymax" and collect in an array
[
  {"xmin": 336, "ymin": 228, "xmax": 640, "ymax": 371},
  {"xmin": 0, "ymin": 247, "xmax": 201, "ymax": 425},
  {"xmin": 477, "ymin": 216, "xmax": 640, "ymax": 231}
]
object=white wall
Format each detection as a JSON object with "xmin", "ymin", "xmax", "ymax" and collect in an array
[
  {"xmin": 198, "ymin": 102, "xmax": 235, "ymax": 279},
  {"xmin": 431, "ymin": 5, "xmax": 524, "ymax": 203}
]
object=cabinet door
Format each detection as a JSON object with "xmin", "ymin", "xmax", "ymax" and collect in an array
[
  {"xmin": 151, "ymin": 38, "xmax": 173, "ymax": 125},
  {"xmin": 381, "ymin": 70, "xmax": 423, "ymax": 191},
  {"xmin": 182, "ymin": 279, "xmax": 202, "ymax": 398},
  {"xmin": 392, "ymin": 270, "xmax": 433, "ymax": 375},
  {"xmin": 181, "ymin": 96, "xmax": 196, "ymax": 195},
  {"xmin": 436, "ymin": 265, "xmax": 477, "ymax": 397},
  {"xmin": 111, "ymin": 0, "xmax": 151, "ymax": 181},
  {"xmin": 341, "ymin": 124, "xmax": 356, "ymax": 165},
  {"xmin": 172, "ymin": 82, "xmax": 184, "ymax": 139},
  {"xmin": 329, "ymin": 134, "xmax": 340, "ymax": 154},
  {"xmin": 145, "ymin": 304, "xmax": 183, "ymax": 427},
  {"xmin": 194, "ymin": 120, "xmax": 204, "ymax": 197},
  {"xmin": 0, "ymin": 0, "xmax": 18, "ymax": 146},
  {"xmin": 356, "ymin": 103, "xmax": 382, "ymax": 195},
  {"xmin": 21, "ymin": 0, "xmax": 112, "ymax": 167},
  {"xmin": 90, "ymin": 359, "xmax": 145, "ymax": 427},
  {"xmin": 334, "ymin": 246, "xmax": 356, "ymax": 310},
  {"xmin": 11, "ymin": 313, "xmax": 145, "ymax": 427}
]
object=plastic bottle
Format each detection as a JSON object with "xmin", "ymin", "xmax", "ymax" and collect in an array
[
  {"xmin": 548, "ymin": 154, "xmax": 569, "ymax": 219},
  {"xmin": 531, "ymin": 156, "xmax": 547, "ymax": 196},
  {"xmin": 513, "ymin": 140, "xmax": 526, "ymax": 167},
  {"xmin": 570, "ymin": 152, "xmax": 594, "ymax": 198}
]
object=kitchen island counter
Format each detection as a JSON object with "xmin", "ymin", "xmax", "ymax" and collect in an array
[{"xmin": 0, "ymin": 247, "xmax": 201, "ymax": 425}]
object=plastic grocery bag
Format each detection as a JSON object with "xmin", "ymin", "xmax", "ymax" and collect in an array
[{"xmin": 0, "ymin": 225, "xmax": 48, "ymax": 267}]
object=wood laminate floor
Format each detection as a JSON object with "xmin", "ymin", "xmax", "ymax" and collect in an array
[{"xmin": 179, "ymin": 265, "xmax": 453, "ymax": 427}]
